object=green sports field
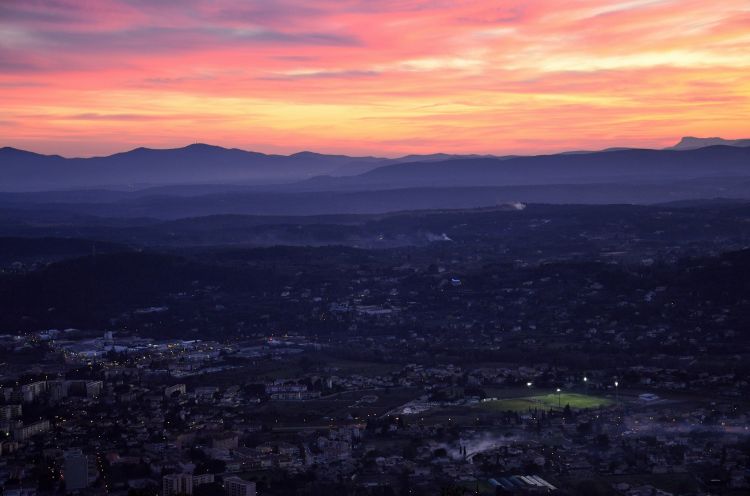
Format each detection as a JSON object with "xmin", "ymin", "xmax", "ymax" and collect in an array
[{"xmin": 478, "ymin": 392, "xmax": 614, "ymax": 412}]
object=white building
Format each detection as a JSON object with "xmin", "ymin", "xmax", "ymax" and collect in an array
[
  {"xmin": 224, "ymin": 477, "xmax": 256, "ymax": 496},
  {"xmin": 0, "ymin": 404, "xmax": 22, "ymax": 421},
  {"xmin": 13, "ymin": 419, "xmax": 50, "ymax": 441},
  {"xmin": 162, "ymin": 473, "xmax": 214, "ymax": 496}
]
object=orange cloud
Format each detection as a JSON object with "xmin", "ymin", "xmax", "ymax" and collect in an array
[{"xmin": 1, "ymin": 0, "xmax": 748, "ymax": 157}]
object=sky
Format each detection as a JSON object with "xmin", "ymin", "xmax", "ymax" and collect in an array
[{"xmin": 1, "ymin": 0, "xmax": 749, "ymax": 157}]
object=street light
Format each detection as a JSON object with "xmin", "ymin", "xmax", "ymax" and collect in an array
[
  {"xmin": 527, "ymin": 382, "xmax": 539, "ymax": 411},
  {"xmin": 556, "ymin": 388, "xmax": 561, "ymax": 408},
  {"xmin": 614, "ymin": 380, "xmax": 619, "ymax": 404}
]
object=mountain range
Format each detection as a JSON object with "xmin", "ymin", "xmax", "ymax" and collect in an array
[
  {"xmin": 668, "ymin": 136, "xmax": 750, "ymax": 150},
  {"xmin": 1, "ymin": 137, "xmax": 747, "ymax": 193},
  {"xmin": 0, "ymin": 144, "xmax": 496, "ymax": 192},
  {"xmin": 303, "ymin": 145, "xmax": 750, "ymax": 191},
  {"xmin": 0, "ymin": 138, "xmax": 749, "ymax": 217}
]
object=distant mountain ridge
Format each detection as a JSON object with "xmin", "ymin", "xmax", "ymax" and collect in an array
[
  {"xmin": 0, "ymin": 143, "xmax": 383, "ymax": 191},
  {"xmin": 668, "ymin": 136, "xmax": 750, "ymax": 150},
  {"xmin": 1, "ymin": 137, "xmax": 749, "ymax": 193},
  {"xmin": 299, "ymin": 145, "xmax": 750, "ymax": 191},
  {"xmin": 0, "ymin": 144, "xmax": 500, "ymax": 192}
]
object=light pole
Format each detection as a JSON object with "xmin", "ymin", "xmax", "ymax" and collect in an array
[
  {"xmin": 556, "ymin": 388, "xmax": 561, "ymax": 409},
  {"xmin": 614, "ymin": 380, "xmax": 619, "ymax": 404},
  {"xmin": 583, "ymin": 376, "xmax": 588, "ymax": 394},
  {"xmin": 526, "ymin": 382, "xmax": 538, "ymax": 412}
]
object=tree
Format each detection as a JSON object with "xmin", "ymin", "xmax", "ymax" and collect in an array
[
  {"xmin": 576, "ymin": 421, "xmax": 592, "ymax": 435},
  {"xmin": 194, "ymin": 459, "xmax": 225, "ymax": 475},
  {"xmin": 194, "ymin": 482, "xmax": 225, "ymax": 496},
  {"xmin": 573, "ymin": 480, "xmax": 613, "ymax": 496},
  {"xmin": 128, "ymin": 486, "xmax": 158, "ymax": 496},
  {"xmin": 439, "ymin": 486, "xmax": 465, "ymax": 496},
  {"xmin": 595, "ymin": 433, "xmax": 610, "ymax": 449},
  {"xmin": 402, "ymin": 442, "xmax": 418, "ymax": 460}
]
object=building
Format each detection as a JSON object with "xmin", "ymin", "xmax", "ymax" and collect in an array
[
  {"xmin": 85, "ymin": 381, "xmax": 103, "ymax": 398},
  {"xmin": 2, "ymin": 488, "xmax": 36, "ymax": 496},
  {"xmin": 63, "ymin": 449, "xmax": 94, "ymax": 492},
  {"xmin": 639, "ymin": 393, "xmax": 660, "ymax": 402},
  {"xmin": 66, "ymin": 380, "xmax": 103, "ymax": 398},
  {"xmin": 20, "ymin": 381, "xmax": 47, "ymax": 402},
  {"xmin": 163, "ymin": 473, "xmax": 191, "ymax": 496},
  {"xmin": 224, "ymin": 477, "xmax": 256, "ymax": 496},
  {"xmin": 162, "ymin": 473, "xmax": 215, "ymax": 496},
  {"xmin": 13, "ymin": 419, "xmax": 50, "ymax": 441},
  {"xmin": 265, "ymin": 382, "xmax": 321, "ymax": 400},
  {"xmin": 211, "ymin": 433, "xmax": 239, "ymax": 450},
  {"xmin": 47, "ymin": 380, "xmax": 70, "ymax": 402},
  {"xmin": 0, "ymin": 404, "xmax": 22, "ymax": 421},
  {"xmin": 489, "ymin": 475, "xmax": 558, "ymax": 494},
  {"xmin": 164, "ymin": 384, "xmax": 186, "ymax": 398},
  {"xmin": 0, "ymin": 440, "xmax": 19, "ymax": 456}
]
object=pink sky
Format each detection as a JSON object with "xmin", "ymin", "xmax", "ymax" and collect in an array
[{"xmin": 1, "ymin": 0, "xmax": 749, "ymax": 157}]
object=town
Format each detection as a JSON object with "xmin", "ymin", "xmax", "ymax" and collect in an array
[
  {"xmin": 1, "ymin": 196, "xmax": 750, "ymax": 496},
  {"xmin": 1, "ymin": 215, "xmax": 749, "ymax": 496}
]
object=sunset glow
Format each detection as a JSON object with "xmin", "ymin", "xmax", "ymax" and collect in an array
[{"xmin": 2, "ymin": 0, "xmax": 749, "ymax": 156}]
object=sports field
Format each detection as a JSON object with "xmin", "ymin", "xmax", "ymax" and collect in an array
[{"xmin": 478, "ymin": 392, "xmax": 613, "ymax": 412}]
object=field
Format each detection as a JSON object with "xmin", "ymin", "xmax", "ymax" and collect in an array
[{"xmin": 478, "ymin": 392, "xmax": 614, "ymax": 413}]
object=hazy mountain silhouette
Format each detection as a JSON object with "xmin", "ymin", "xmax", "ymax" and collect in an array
[
  {"xmin": 302, "ymin": 145, "xmax": 750, "ymax": 190},
  {"xmin": 668, "ymin": 136, "xmax": 750, "ymax": 150},
  {"xmin": 0, "ymin": 144, "xmax": 507, "ymax": 192},
  {"xmin": 0, "ymin": 144, "xmax": 393, "ymax": 191},
  {"xmin": 2, "ymin": 178, "xmax": 750, "ymax": 219},
  {"xmin": 1, "ymin": 140, "xmax": 749, "ymax": 197}
]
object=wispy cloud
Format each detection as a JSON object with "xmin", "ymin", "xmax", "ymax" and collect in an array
[{"xmin": 0, "ymin": 0, "xmax": 748, "ymax": 156}]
